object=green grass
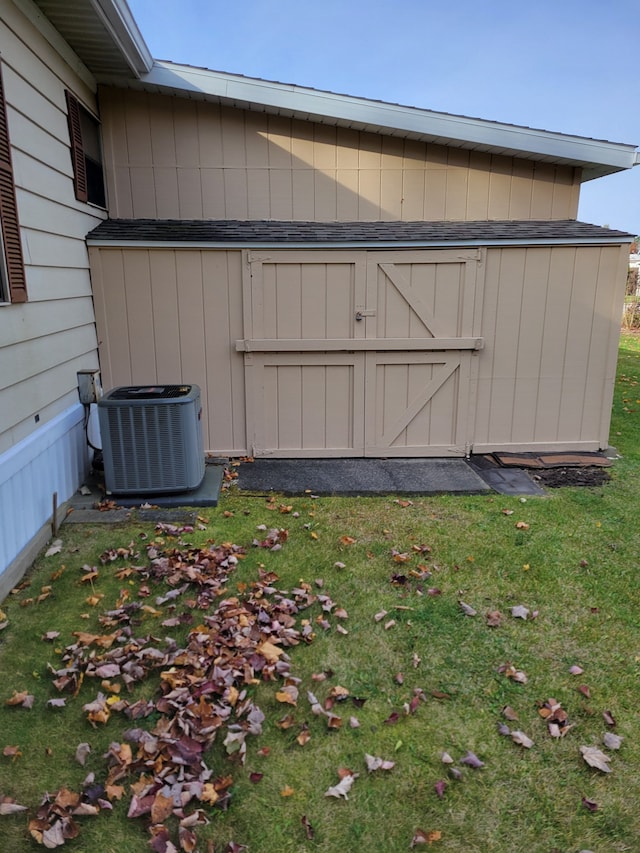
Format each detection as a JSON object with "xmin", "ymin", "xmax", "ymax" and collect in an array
[{"xmin": 1, "ymin": 333, "xmax": 640, "ymax": 852}]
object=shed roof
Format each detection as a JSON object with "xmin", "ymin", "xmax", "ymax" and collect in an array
[{"xmin": 87, "ymin": 219, "xmax": 633, "ymax": 250}]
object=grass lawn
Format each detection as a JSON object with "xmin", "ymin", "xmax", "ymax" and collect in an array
[{"xmin": 1, "ymin": 333, "xmax": 640, "ymax": 853}]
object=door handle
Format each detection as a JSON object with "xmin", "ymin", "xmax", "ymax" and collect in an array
[
  {"xmin": 355, "ymin": 311, "xmax": 363, "ymax": 321},
  {"xmin": 355, "ymin": 309, "xmax": 375, "ymax": 321}
]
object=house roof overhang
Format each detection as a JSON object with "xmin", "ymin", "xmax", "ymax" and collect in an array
[
  {"xmin": 27, "ymin": 0, "xmax": 153, "ymax": 79},
  {"xmin": 23, "ymin": 2, "xmax": 638, "ymax": 182}
]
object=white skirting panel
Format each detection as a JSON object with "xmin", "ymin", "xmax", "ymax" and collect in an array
[{"xmin": 0, "ymin": 404, "xmax": 88, "ymax": 586}]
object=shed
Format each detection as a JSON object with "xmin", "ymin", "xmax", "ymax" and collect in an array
[{"xmin": 86, "ymin": 69, "xmax": 635, "ymax": 458}]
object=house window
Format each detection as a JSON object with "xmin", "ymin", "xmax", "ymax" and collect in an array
[
  {"xmin": 0, "ymin": 60, "xmax": 27, "ymax": 304},
  {"xmin": 65, "ymin": 91, "xmax": 106, "ymax": 208}
]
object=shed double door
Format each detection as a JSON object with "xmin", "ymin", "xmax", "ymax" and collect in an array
[{"xmin": 238, "ymin": 249, "xmax": 484, "ymax": 457}]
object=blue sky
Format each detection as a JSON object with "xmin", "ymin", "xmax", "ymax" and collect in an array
[{"xmin": 128, "ymin": 0, "xmax": 639, "ymax": 235}]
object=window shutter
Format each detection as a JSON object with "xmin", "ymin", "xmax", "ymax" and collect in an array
[
  {"xmin": 65, "ymin": 90, "xmax": 88, "ymax": 203},
  {"xmin": 0, "ymin": 62, "xmax": 26, "ymax": 303}
]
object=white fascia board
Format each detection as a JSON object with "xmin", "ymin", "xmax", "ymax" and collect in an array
[
  {"xmin": 87, "ymin": 236, "xmax": 633, "ymax": 250},
  {"xmin": 141, "ymin": 63, "xmax": 638, "ymax": 175},
  {"xmin": 91, "ymin": 0, "xmax": 153, "ymax": 76}
]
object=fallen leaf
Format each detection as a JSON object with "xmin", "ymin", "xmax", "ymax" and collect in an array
[
  {"xmin": 3, "ymin": 745, "xmax": 22, "ymax": 761},
  {"xmin": 411, "ymin": 829, "xmax": 442, "ymax": 846},
  {"xmin": 485, "ymin": 610, "xmax": 503, "ymax": 627},
  {"xmin": 75, "ymin": 743, "xmax": 91, "ymax": 766},
  {"xmin": 0, "ymin": 798, "xmax": 27, "ymax": 816},
  {"xmin": 578, "ymin": 684, "xmax": 591, "ymax": 699},
  {"xmin": 441, "ymin": 752, "xmax": 454, "ymax": 764},
  {"xmin": 603, "ymin": 732, "xmax": 623, "ymax": 750},
  {"xmin": 325, "ymin": 772, "xmax": 358, "ymax": 799},
  {"xmin": 582, "ymin": 796, "xmax": 599, "ymax": 812},
  {"xmin": 515, "ymin": 521, "xmax": 530, "ymax": 530},
  {"xmin": 5, "ymin": 690, "xmax": 34, "ymax": 709},
  {"xmin": 430, "ymin": 690, "xmax": 451, "ymax": 700},
  {"xmin": 580, "ymin": 745, "xmax": 611, "ymax": 773},
  {"xmin": 502, "ymin": 706, "xmax": 519, "ymax": 721},
  {"xmin": 45, "ymin": 539, "xmax": 63, "ymax": 557},
  {"xmin": 364, "ymin": 754, "xmax": 395, "ymax": 772},
  {"xmin": 511, "ymin": 730, "xmax": 534, "ymax": 749},
  {"xmin": 296, "ymin": 727, "xmax": 311, "ymax": 747},
  {"xmin": 459, "ymin": 601, "xmax": 477, "ymax": 617},
  {"xmin": 460, "ymin": 751, "xmax": 484, "ymax": 768},
  {"xmin": 301, "ymin": 815, "xmax": 314, "ymax": 840},
  {"xmin": 280, "ymin": 786, "xmax": 295, "ymax": 797},
  {"xmin": 499, "ymin": 663, "xmax": 528, "ymax": 684},
  {"xmin": 569, "ymin": 665, "xmax": 584, "ymax": 675},
  {"xmin": 434, "ymin": 780, "xmax": 447, "ymax": 799},
  {"xmin": 603, "ymin": 710, "xmax": 617, "ymax": 727},
  {"xmin": 42, "ymin": 631, "xmax": 61, "ymax": 642},
  {"xmin": 511, "ymin": 605, "xmax": 530, "ymax": 620}
]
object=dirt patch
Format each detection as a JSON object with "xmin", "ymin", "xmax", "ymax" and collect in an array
[{"xmin": 531, "ymin": 466, "xmax": 611, "ymax": 488}]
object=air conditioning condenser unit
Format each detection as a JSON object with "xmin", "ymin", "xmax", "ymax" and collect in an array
[{"xmin": 97, "ymin": 384, "xmax": 205, "ymax": 495}]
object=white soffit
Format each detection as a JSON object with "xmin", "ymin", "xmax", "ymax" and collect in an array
[{"xmin": 122, "ymin": 61, "xmax": 638, "ymax": 182}]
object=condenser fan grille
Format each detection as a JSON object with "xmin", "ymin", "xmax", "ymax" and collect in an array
[{"xmin": 98, "ymin": 384, "xmax": 205, "ymax": 494}]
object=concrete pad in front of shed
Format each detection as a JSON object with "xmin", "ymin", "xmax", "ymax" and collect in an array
[{"xmin": 235, "ymin": 458, "xmax": 491, "ymax": 496}]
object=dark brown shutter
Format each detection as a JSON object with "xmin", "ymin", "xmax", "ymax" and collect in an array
[
  {"xmin": 65, "ymin": 90, "xmax": 88, "ymax": 203},
  {"xmin": 0, "ymin": 61, "xmax": 26, "ymax": 303}
]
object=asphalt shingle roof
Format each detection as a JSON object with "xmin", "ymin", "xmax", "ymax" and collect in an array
[{"xmin": 87, "ymin": 219, "xmax": 633, "ymax": 246}]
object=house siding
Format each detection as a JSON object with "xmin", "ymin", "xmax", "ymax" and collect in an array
[
  {"xmin": 99, "ymin": 88, "xmax": 581, "ymax": 223},
  {"xmin": 0, "ymin": 0, "xmax": 104, "ymax": 578}
]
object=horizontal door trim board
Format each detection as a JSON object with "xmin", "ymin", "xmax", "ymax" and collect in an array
[{"xmin": 236, "ymin": 337, "xmax": 484, "ymax": 352}]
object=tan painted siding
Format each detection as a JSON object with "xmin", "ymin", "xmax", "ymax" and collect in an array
[
  {"xmin": 91, "ymin": 241, "xmax": 628, "ymax": 457},
  {"xmin": 0, "ymin": 0, "xmax": 103, "ymax": 452},
  {"xmin": 473, "ymin": 243, "xmax": 628, "ymax": 451},
  {"xmin": 89, "ymin": 247, "xmax": 247, "ymax": 455},
  {"xmin": 100, "ymin": 88, "xmax": 581, "ymax": 223}
]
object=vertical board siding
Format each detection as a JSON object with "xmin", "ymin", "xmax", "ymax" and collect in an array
[
  {"xmin": 91, "ymin": 242, "xmax": 628, "ymax": 459},
  {"xmin": 473, "ymin": 244, "xmax": 627, "ymax": 451},
  {"xmin": 99, "ymin": 88, "xmax": 580, "ymax": 222},
  {"xmin": 90, "ymin": 247, "xmax": 248, "ymax": 454}
]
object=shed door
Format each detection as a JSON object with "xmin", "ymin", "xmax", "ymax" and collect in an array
[{"xmin": 238, "ymin": 249, "xmax": 483, "ymax": 457}]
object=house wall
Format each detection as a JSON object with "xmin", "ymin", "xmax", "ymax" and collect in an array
[
  {"xmin": 99, "ymin": 88, "xmax": 581, "ymax": 223},
  {"xmin": 0, "ymin": 0, "xmax": 104, "ymax": 579},
  {"xmin": 89, "ymin": 241, "xmax": 629, "ymax": 457}
]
